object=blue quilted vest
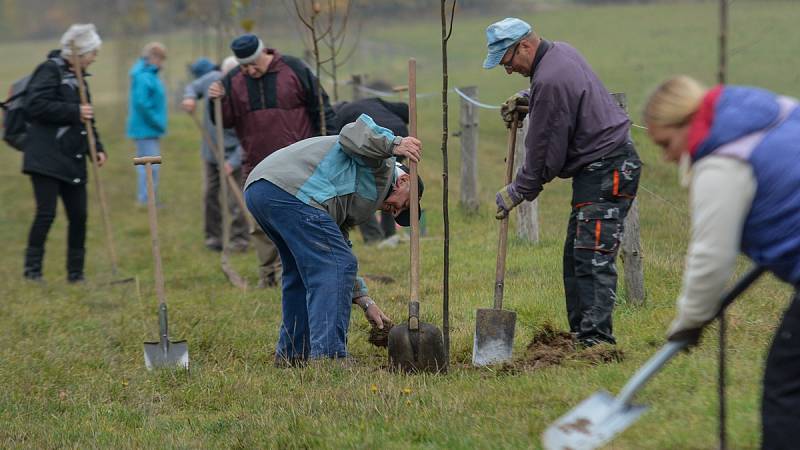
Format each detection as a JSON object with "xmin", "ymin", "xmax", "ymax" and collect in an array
[{"xmin": 694, "ymin": 86, "xmax": 800, "ymax": 285}]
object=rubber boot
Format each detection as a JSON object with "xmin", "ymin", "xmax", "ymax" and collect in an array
[
  {"xmin": 66, "ymin": 247, "xmax": 85, "ymax": 283},
  {"xmin": 23, "ymin": 246, "xmax": 44, "ymax": 281}
]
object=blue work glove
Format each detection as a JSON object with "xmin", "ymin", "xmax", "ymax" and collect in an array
[{"xmin": 495, "ymin": 183, "xmax": 523, "ymax": 219}]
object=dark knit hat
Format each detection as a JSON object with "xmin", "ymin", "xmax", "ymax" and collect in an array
[
  {"xmin": 189, "ymin": 57, "xmax": 215, "ymax": 78},
  {"xmin": 230, "ymin": 34, "xmax": 264, "ymax": 64},
  {"xmin": 391, "ymin": 163, "xmax": 424, "ymax": 227}
]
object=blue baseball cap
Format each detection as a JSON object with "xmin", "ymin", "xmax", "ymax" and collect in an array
[
  {"xmin": 189, "ymin": 57, "xmax": 215, "ymax": 78},
  {"xmin": 483, "ymin": 18, "xmax": 532, "ymax": 69}
]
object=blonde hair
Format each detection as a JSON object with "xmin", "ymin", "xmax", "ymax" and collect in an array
[
  {"xmin": 142, "ymin": 42, "xmax": 167, "ymax": 59},
  {"xmin": 643, "ymin": 75, "xmax": 707, "ymax": 128}
]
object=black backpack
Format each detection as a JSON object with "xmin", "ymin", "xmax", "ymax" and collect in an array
[{"xmin": 1, "ymin": 75, "xmax": 32, "ymax": 151}]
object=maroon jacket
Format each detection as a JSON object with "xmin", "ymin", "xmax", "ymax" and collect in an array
[{"xmin": 211, "ymin": 49, "xmax": 336, "ymax": 178}]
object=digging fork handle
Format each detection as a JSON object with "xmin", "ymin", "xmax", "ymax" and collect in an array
[
  {"xmin": 494, "ymin": 112, "xmax": 520, "ymax": 310},
  {"xmin": 133, "ymin": 157, "xmax": 167, "ymax": 308},
  {"xmin": 613, "ymin": 266, "xmax": 765, "ymax": 408}
]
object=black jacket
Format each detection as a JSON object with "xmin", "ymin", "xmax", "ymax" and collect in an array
[
  {"xmin": 333, "ymin": 98, "xmax": 408, "ymax": 137},
  {"xmin": 22, "ymin": 50, "xmax": 105, "ymax": 185}
]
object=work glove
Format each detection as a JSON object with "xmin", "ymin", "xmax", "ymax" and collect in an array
[
  {"xmin": 500, "ymin": 91, "xmax": 529, "ymax": 128},
  {"xmin": 495, "ymin": 183, "xmax": 523, "ymax": 220}
]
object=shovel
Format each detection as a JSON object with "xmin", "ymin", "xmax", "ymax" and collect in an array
[
  {"xmin": 135, "ymin": 156, "xmax": 189, "ymax": 371},
  {"xmin": 387, "ymin": 58, "xmax": 446, "ymax": 374},
  {"xmin": 70, "ymin": 42, "xmax": 133, "ymax": 285},
  {"xmin": 472, "ymin": 111, "xmax": 522, "ymax": 366},
  {"xmin": 542, "ymin": 266, "xmax": 765, "ymax": 450}
]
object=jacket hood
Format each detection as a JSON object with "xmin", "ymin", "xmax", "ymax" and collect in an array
[
  {"xmin": 129, "ymin": 57, "xmax": 160, "ymax": 76},
  {"xmin": 694, "ymin": 86, "xmax": 781, "ymax": 161}
]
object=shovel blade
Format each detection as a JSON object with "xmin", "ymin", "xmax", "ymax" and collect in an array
[
  {"xmin": 388, "ymin": 321, "xmax": 446, "ymax": 373},
  {"xmin": 143, "ymin": 340, "xmax": 189, "ymax": 371},
  {"xmin": 542, "ymin": 391, "xmax": 647, "ymax": 450},
  {"xmin": 472, "ymin": 308, "xmax": 516, "ymax": 366}
]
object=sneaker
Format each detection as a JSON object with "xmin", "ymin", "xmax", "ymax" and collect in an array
[
  {"xmin": 205, "ymin": 238, "xmax": 222, "ymax": 252},
  {"xmin": 377, "ymin": 234, "xmax": 401, "ymax": 249},
  {"xmin": 67, "ymin": 273, "xmax": 85, "ymax": 284}
]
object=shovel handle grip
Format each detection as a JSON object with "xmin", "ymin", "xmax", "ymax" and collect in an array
[
  {"xmin": 493, "ymin": 113, "xmax": 520, "ymax": 310},
  {"xmin": 134, "ymin": 156, "xmax": 162, "ymax": 165}
]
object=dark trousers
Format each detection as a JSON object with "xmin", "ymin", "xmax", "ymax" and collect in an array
[
  {"xmin": 204, "ymin": 161, "xmax": 249, "ymax": 246},
  {"xmin": 762, "ymin": 290, "xmax": 800, "ymax": 450},
  {"xmin": 26, "ymin": 174, "xmax": 88, "ymax": 275},
  {"xmin": 563, "ymin": 142, "xmax": 641, "ymax": 344},
  {"xmin": 357, "ymin": 210, "xmax": 395, "ymax": 244}
]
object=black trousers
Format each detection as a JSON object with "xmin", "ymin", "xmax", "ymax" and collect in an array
[
  {"xmin": 563, "ymin": 142, "xmax": 641, "ymax": 344},
  {"xmin": 762, "ymin": 290, "xmax": 800, "ymax": 450},
  {"xmin": 27, "ymin": 173, "xmax": 87, "ymax": 251}
]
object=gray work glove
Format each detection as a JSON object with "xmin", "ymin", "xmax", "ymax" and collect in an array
[
  {"xmin": 495, "ymin": 183, "xmax": 524, "ymax": 219},
  {"xmin": 500, "ymin": 91, "xmax": 529, "ymax": 127}
]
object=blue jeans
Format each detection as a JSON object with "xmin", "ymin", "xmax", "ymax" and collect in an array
[
  {"xmin": 245, "ymin": 180, "xmax": 355, "ymax": 359},
  {"xmin": 134, "ymin": 138, "xmax": 160, "ymax": 204}
]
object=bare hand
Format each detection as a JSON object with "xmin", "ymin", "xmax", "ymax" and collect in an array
[
  {"xmin": 208, "ymin": 81, "xmax": 225, "ymax": 99},
  {"xmin": 224, "ymin": 162, "xmax": 234, "ymax": 176},
  {"xmin": 365, "ymin": 303, "xmax": 391, "ymax": 330},
  {"xmin": 181, "ymin": 98, "xmax": 196, "ymax": 113},
  {"xmin": 80, "ymin": 104, "xmax": 93, "ymax": 121},
  {"xmin": 96, "ymin": 151, "xmax": 107, "ymax": 167},
  {"xmin": 393, "ymin": 137, "xmax": 422, "ymax": 163}
]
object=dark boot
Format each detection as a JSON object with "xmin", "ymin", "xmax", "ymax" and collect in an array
[
  {"xmin": 66, "ymin": 247, "xmax": 85, "ymax": 283},
  {"xmin": 23, "ymin": 246, "xmax": 44, "ymax": 281}
]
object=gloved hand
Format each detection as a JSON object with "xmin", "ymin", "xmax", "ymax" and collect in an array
[
  {"xmin": 495, "ymin": 183, "xmax": 523, "ymax": 219},
  {"xmin": 500, "ymin": 91, "xmax": 529, "ymax": 127},
  {"xmin": 667, "ymin": 326, "xmax": 704, "ymax": 348}
]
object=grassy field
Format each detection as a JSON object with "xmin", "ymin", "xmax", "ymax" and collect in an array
[{"xmin": 1, "ymin": 1, "xmax": 799, "ymax": 448}]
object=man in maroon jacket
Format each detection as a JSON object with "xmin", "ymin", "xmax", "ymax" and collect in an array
[{"xmin": 209, "ymin": 34, "xmax": 337, "ymax": 288}]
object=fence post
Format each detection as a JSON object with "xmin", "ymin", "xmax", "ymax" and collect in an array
[
  {"xmin": 351, "ymin": 74, "xmax": 366, "ymax": 101},
  {"xmin": 458, "ymin": 86, "xmax": 480, "ymax": 213},
  {"xmin": 514, "ymin": 116, "xmax": 539, "ymax": 243},
  {"xmin": 612, "ymin": 92, "xmax": 646, "ymax": 305}
]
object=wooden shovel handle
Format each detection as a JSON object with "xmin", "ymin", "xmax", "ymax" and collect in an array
[
  {"xmin": 69, "ymin": 42, "xmax": 120, "ymax": 274},
  {"xmin": 408, "ymin": 58, "xmax": 420, "ymax": 307},
  {"xmin": 134, "ymin": 156, "xmax": 163, "ymax": 165},
  {"xmin": 132, "ymin": 157, "xmax": 167, "ymax": 307},
  {"xmin": 494, "ymin": 112, "xmax": 520, "ymax": 310}
]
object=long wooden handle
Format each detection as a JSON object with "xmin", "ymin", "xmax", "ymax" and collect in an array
[
  {"xmin": 408, "ymin": 58, "xmax": 420, "ymax": 309},
  {"xmin": 212, "ymin": 98, "xmax": 232, "ymax": 255},
  {"xmin": 189, "ymin": 112, "xmax": 255, "ymax": 231},
  {"xmin": 70, "ymin": 43, "xmax": 119, "ymax": 274},
  {"xmin": 494, "ymin": 112, "xmax": 520, "ymax": 310},
  {"xmin": 134, "ymin": 159, "xmax": 167, "ymax": 307}
]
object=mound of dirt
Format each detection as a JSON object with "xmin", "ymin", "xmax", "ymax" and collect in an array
[{"xmin": 518, "ymin": 323, "xmax": 624, "ymax": 369}]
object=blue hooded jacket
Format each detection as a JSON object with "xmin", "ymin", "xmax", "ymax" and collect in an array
[
  {"xmin": 126, "ymin": 58, "xmax": 167, "ymax": 139},
  {"xmin": 694, "ymin": 86, "xmax": 800, "ymax": 284}
]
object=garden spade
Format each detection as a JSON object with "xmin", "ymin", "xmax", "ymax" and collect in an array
[
  {"xmin": 388, "ymin": 58, "xmax": 446, "ymax": 374},
  {"xmin": 135, "ymin": 156, "xmax": 189, "ymax": 371},
  {"xmin": 472, "ymin": 111, "xmax": 523, "ymax": 367},
  {"xmin": 542, "ymin": 266, "xmax": 765, "ymax": 450}
]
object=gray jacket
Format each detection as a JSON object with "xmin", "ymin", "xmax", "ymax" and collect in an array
[
  {"xmin": 514, "ymin": 41, "xmax": 630, "ymax": 200},
  {"xmin": 245, "ymin": 114, "xmax": 400, "ymax": 232},
  {"xmin": 183, "ymin": 70, "xmax": 242, "ymax": 168}
]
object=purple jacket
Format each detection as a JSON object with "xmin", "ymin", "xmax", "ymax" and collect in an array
[{"xmin": 513, "ymin": 41, "xmax": 630, "ymax": 200}]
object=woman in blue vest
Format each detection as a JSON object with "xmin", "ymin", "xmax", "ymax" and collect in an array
[{"xmin": 644, "ymin": 75, "xmax": 800, "ymax": 450}]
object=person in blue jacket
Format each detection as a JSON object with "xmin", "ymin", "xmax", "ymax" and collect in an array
[
  {"xmin": 127, "ymin": 42, "xmax": 167, "ymax": 205},
  {"xmin": 644, "ymin": 75, "xmax": 800, "ymax": 450}
]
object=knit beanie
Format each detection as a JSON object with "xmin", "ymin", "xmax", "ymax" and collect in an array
[
  {"xmin": 61, "ymin": 24, "xmax": 102, "ymax": 56},
  {"xmin": 230, "ymin": 34, "xmax": 264, "ymax": 65}
]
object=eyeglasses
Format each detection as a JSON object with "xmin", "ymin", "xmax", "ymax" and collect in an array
[{"xmin": 502, "ymin": 43, "xmax": 520, "ymax": 70}]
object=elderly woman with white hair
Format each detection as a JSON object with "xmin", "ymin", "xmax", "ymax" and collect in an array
[
  {"xmin": 181, "ymin": 56, "xmax": 249, "ymax": 252},
  {"xmin": 21, "ymin": 23, "xmax": 106, "ymax": 283},
  {"xmin": 126, "ymin": 41, "xmax": 168, "ymax": 207}
]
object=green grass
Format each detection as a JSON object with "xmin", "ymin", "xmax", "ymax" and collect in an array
[{"xmin": 1, "ymin": 1, "xmax": 799, "ymax": 448}]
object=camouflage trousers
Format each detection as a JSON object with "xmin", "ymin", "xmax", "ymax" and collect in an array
[{"xmin": 563, "ymin": 141, "xmax": 641, "ymax": 345}]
